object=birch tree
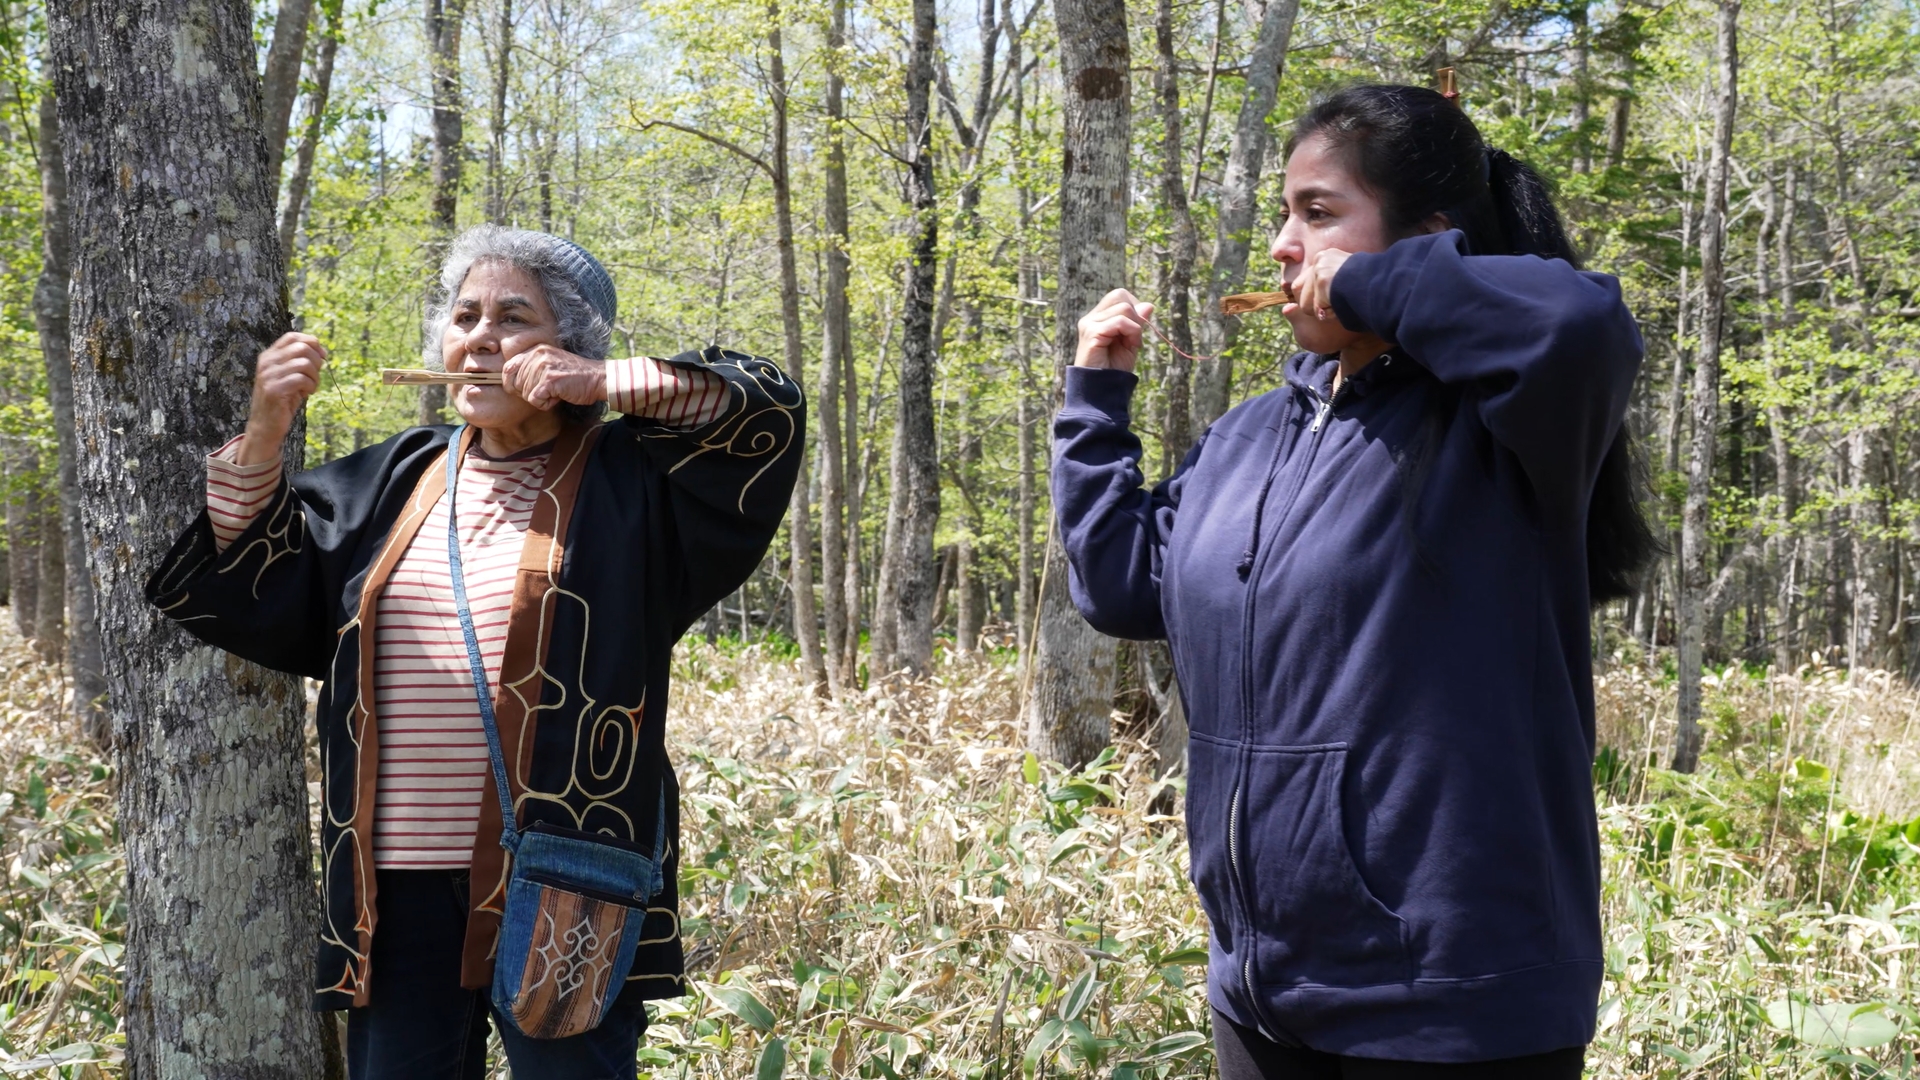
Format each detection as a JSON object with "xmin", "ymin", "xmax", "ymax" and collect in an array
[
  {"xmin": 1673, "ymin": 0, "xmax": 1740, "ymax": 774},
  {"xmin": 1027, "ymin": 0, "xmax": 1127, "ymax": 767}
]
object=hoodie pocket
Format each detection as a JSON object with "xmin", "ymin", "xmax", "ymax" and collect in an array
[
  {"xmin": 1242, "ymin": 744, "xmax": 1410, "ymax": 988},
  {"xmin": 1184, "ymin": 734, "xmax": 1239, "ymax": 957}
]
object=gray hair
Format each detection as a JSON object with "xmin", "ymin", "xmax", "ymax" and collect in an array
[{"xmin": 422, "ymin": 225, "xmax": 615, "ymax": 370}]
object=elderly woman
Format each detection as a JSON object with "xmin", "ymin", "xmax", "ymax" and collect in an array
[{"xmin": 146, "ymin": 226, "xmax": 803, "ymax": 1078}]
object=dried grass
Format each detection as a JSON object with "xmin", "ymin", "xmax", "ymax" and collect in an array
[{"xmin": 0, "ymin": 619, "xmax": 1914, "ymax": 1077}]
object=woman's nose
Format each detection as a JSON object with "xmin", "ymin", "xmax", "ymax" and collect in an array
[
  {"xmin": 464, "ymin": 321, "xmax": 501, "ymax": 352},
  {"xmin": 1270, "ymin": 218, "xmax": 1303, "ymax": 264}
]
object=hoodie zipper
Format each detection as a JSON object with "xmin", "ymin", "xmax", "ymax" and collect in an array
[{"xmin": 1228, "ymin": 372, "xmax": 1345, "ymax": 1044}]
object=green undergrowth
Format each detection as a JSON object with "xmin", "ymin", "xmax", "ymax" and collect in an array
[{"xmin": 0, "ymin": 629, "xmax": 1916, "ymax": 1076}]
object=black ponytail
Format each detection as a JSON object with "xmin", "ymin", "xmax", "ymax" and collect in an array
[{"xmin": 1287, "ymin": 84, "xmax": 1661, "ymax": 604}]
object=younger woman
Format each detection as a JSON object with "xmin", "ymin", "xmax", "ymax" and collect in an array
[{"xmin": 1054, "ymin": 85, "xmax": 1656, "ymax": 1076}]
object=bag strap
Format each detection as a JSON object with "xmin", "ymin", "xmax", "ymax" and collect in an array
[
  {"xmin": 445, "ymin": 427, "xmax": 522, "ymax": 854},
  {"xmin": 446, "ymin": 425, "xmax": 672, "ymax": 874}
]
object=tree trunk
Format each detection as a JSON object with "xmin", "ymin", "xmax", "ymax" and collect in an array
[
  {"xmin": 841, "ymin": 310, "xmax": 869, "ymax": 686},
  {"xmin": 34, "ymin": 84, "xmax": 108, "ymax": 742},
  {"xmin": 1189, "ymin": 0, "xmax": 1300, "ymax": 430},
  {"xmin": 818, "ymin": 0, "xmax": 852, "ymax": 693},
  {"xmin": 35, "ymin": 494, "xmax": 65, "ymax": 665},
  {"xmin": 1673, "ymin": 0, "xmax": 1738, "ymax": 774},
  {"xmin": 1187, "ymin": 0, "xmax": 1225, "ymax": 204},
  {"xmin": 954, "ymin": 408, "xmax": 982, "ymax": 655},
  {"xmin": 1571, "ymin": 1, "xmax": 1592, "ymax": 173},
  {"xmin": 47, "ymin": 0, "xmax": 330, "ymax": 1074},
  {"xmin": 1028, "ymin": 0, "xmax": 1128, "ymax": 768},
  {"xmin": 486, "ymin": 0, "xmax": 514, "ymax": 224},
  {"xmin": 1008, "ymin": 0, "xmax": 1037, "ymax": 665},
  {"xmin": 421, "ymin": 0, "xmax": 468, "ymax": 425},
  {"xmin": 1606, "ymin": 91, "xmax": 1631, "ymax": 168},
  {"xmin": 872, "ymin": 0, "xmax": 941, "ymax": 677},
  {"xmin": 1154, "ymin": 0, "xmax": 1198, "ymax": 471},
  {"xmin": 763, "ymin": 3, "xmax": 826, "ymax": 690},
  {"xmin": 1849, "ymin": 429, "xmax": 1896, "ymax": 670},
  {"xmin": 277, "ymin": 7, "xmax": 340, "ymax": 266},
  {"xmin": 7, "ymin": 459, "xmax": 40, "ymax": 641},
  {"xmin": 1768, "ymin": 164, "xmax": 1798, "ymax": 672},
  {"xmin": 259, "ymin": 0, "xmax": 315, "ymax": 187}
]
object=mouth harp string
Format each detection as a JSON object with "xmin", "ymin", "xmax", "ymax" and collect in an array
[{"xmin": 381, "ymin": 369, "xmax": 504, "ymax": 386}]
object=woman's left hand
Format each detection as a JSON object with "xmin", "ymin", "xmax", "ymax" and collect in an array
[
  {"xmin": 502, "ymin": 345, "xmax": 606, "ymax": 410},
  {"xmin": 1284, "ymin": 247, "xmax": 1354, "ymax": 324}
]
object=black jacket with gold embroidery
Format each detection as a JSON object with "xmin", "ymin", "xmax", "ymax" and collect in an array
[{"xmin": 145, "ymin": 347, "xmax": 801, "ymax": 1009}]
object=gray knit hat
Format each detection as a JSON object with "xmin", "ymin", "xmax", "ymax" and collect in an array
[{"xmin": 543, "ymin": 235, "xmax": 618, "ymax": 327}]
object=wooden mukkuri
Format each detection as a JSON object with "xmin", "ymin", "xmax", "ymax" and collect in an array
[{"xmin": 382, "ymin": 368, "xmax": 504, "ymax": 386}]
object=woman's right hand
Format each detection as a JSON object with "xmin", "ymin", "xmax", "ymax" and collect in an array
[
  {"xmin": 238, "ymin": 332, "xmax": 327, "ymax": 465},
  {"xmin": 1074, "ymin": 289, "xmax": 1155, "ymax": 373}
]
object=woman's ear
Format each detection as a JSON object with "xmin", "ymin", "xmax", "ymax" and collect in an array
[{"xmin": 1419, "ymin": 211, "xmax": 1453, "ymax": 235}]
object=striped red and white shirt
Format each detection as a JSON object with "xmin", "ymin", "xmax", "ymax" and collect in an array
[{"xmin": 207, "ymin": 356, "xmax": 727, "ymax": 867}]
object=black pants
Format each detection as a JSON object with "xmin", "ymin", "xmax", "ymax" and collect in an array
[
  {"xmin": 1213, "ymin": 1010, "xmax": 1585, "ymax": 1079},
  {"xmin": 346, "ymin": 869, "xmax": 649, "ymax": 1080}
]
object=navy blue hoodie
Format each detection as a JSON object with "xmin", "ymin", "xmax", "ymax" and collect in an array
[{"xmin": 1053, "ymin": 231, "xmax": 1641, "ymax": 1061}]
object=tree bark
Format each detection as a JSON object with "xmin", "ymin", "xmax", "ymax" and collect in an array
[
  {"xmin": 764, "ymin": 2, "xmax": 826, "ymax": 691},
  {"xmin": 421, "ymin": 0, "xmax": 468, "ymax": 425},
  {"xmin": 1028, "ymin": 0, "xmax": 1128, "ymax": 768},
  {"xmin": 1768, "ymin": 164, "xmax": 1799, "ymax": 671},
  {"xmin": 277, "ymin": 6, "xmax": 339, "ymax": 267},
  {"xmin": 1190, "ymin": 0, "xmax": 1300, "ymax": 430},
  {"xmin": 817, "ymin": 0, "xmax": 852, "ymax": 693},
  {"xmin": 34, "ymin": 84, "xmax": 108, "ymax": 743},
  {"xmin": 1008, "ymin": 0, "xmax": 1037, "ymax": 665},
  {"xmin": 6, "ymin": 458, "xmax": 40, "ymax": 641},
  {"xmin": 47, "ymin": 0, "xmax": 330, "ymax": 1074},
  {"xmin": 1154, "ymin": 0, "xmax": 1198, "ymax": 471},
  {"xmin": 872, "ymin": 0, "xmax": 941, "ymax": 677},
  {"xmin": 842, "ymin": 306, "xmax": 871, "ymax": 685},
  {"xmin": 259, "ymin": 0, "xmax": 315, "ymax": 187},
  {"xmin": 1673, "ymin": 0, "xmax": 1738, "ymax": 774},
  {"xmin": 35, "ymin": 492, "xmax": 65, "ymax": 664},
  {"xmin": 486, "ymin": 0, "xmax": 514, "ymax": 224}
]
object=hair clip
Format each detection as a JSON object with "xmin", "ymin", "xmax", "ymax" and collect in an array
[{"xmin": 1437, "ymin": 67, "xmax": 1461, "ymax": 107}]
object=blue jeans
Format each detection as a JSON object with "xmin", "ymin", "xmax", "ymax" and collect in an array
[{"xmin": 346, "ymin": 869, "xmax": 649, "ymax": 1080}]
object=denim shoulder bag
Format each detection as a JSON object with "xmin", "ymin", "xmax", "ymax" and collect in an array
[{"xmin": 445, "ymin": 427, "xmax": 668, "ymax": 1039}]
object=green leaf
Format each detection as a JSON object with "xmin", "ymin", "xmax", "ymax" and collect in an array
[
  {"xmin": 1064, "ymin": 1018, "xmax": 1100, "ymax": 1066},
  {"xmin": 1022, "ymin": 1018, "xmax": 1064, "ymax": 1075},
  {"xmin": 1047, "ymin": 829, "xmax": 1088, "ymax": 866},
  {"xmin": 756, "ymin": 1036, "xmax": 787, "ymax": 1080},
  {"xmin": 698, "ymin": 980, "xmax": 776, "ymax": 1033},
  {"xmin": 1136, "ymin": 1031, "xmax": 1208, "ymax": 1060},
  {"xmin": 23, "ymin": 771, "xmax": 45, "ymax": 817},
  {"xmin": 1048, "ymin": 782, "xmax": 1104, "ymax": 804},
  {"xmin": 1792, "ymin": 757, "xmax": 1832, "ymax": 783},
  {"xmin": 1022, "ymin": 752, "xmax": 1041, "ymax": 787},
  {"xmin": 1765, "ymin": 999, "xmax": 1901, "ymax": 1049},
  {"xmin": 1155, "ymin": 947, "xmax": 1210, "ymax": 966},
  {"xmin": 1058, "ymin": 968, "xmax": 1098, "ymax": 1022}
]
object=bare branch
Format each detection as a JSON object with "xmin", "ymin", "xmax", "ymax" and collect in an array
[{"xmin": 630, "ymin": 113, "xmax": 775, "ymax": 179}]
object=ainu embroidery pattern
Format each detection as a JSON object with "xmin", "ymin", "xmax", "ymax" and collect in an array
[
  {"xmin": 522, "ymin": 899, "xmax": 619, "ymax": 1004},
  {"xmin": 295, "ymin": 351, "xmax": 791, "ymax": 1001}
]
